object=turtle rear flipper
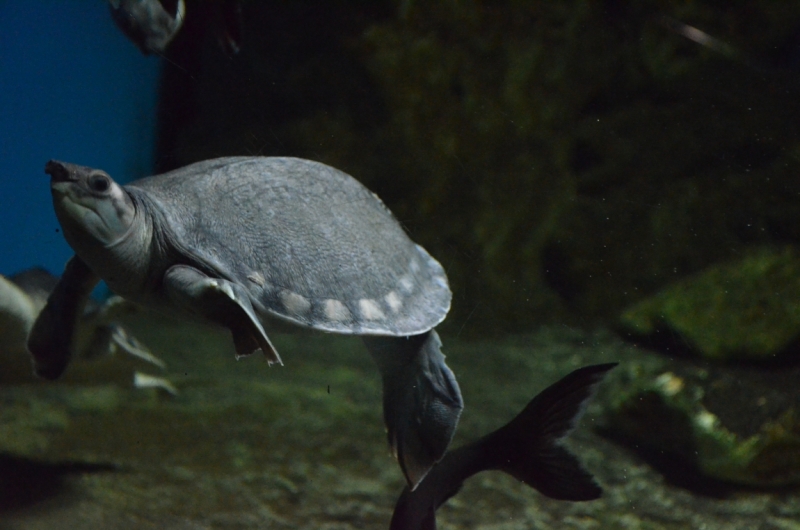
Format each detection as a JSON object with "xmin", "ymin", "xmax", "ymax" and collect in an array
[{"xmin": 364, "ymin": 330, "xmax": 463, "ymax": 489}]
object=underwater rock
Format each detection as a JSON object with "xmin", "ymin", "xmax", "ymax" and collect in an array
[
  {"xmin": 620, "ymin": 247, "xmax": 800, "ymax": 361},
  {"xmin": 601, "ymin": 359, "xmax": 800, "ymax": 489}
]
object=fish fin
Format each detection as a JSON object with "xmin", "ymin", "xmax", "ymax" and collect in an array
[
  {"xmin": 510, "ymin": 444, "xmax": 602, "ymax": 500},
  {"xmin": 215, "ymin": 0, "xmax": 243, "ymax": 55},
  {"xmin": 486, "ymin": 363, "xmax": 617, "ymax": 501},
  {"xmin": 389, "ymin": 488, "xmax": 440, "ymax": 530},
  {"xmin": 158, "ymin": 0, "xmax": 182, "ymax": 18},
  {"xmin": 421, "ymin": 506, "xmax": 437, "ymax": 530},
  {"xmin": 387, "ymin": 363, "xmax": 615, "ymax": 528}
]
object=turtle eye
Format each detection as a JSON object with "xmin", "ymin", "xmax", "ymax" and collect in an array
[{"xmin": 88, "ymin": 174, "xmax": 110, "ymax": 193}]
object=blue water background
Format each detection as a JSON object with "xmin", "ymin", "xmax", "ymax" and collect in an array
[{"xmin": 0, "ymin": 1, "xmax": 160, "ymax": 278}]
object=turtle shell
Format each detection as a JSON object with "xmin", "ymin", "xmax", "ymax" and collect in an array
[{"xmin": 127, "ymin": 157, "xmax": 451, "ymax": 336}]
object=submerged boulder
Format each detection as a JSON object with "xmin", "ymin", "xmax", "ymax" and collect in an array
[
  {"xmin": 601, "ymin": 359, "xmax": 800, "ymax": 489},
  {"xmin": 620, "ymin": 247, "xmax": 800, "ymax": 361}
]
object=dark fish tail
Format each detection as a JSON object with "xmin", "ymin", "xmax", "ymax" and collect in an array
[
  {"xmin": 480, "ymin": 362, "xmax": 617, "ymax": 500},
  {"xmin": 215, "ymin": 0, "xmax": 243, "ymax": 55},
  {"xmin": 390, "ymin": 362, "xmax": 617, "ymax": 530}
]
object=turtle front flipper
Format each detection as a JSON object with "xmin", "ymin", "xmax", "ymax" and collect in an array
[
  {"xmin": 163, "ymin": 265, "xmax": 283, "ymax": 365},
  {"xmin": 363, "ymin": 330, "xmax": 464, "ymax": 490},
  {"xmin": 27, "ymin": 255, "xmax": 100, "ymax": 379}
]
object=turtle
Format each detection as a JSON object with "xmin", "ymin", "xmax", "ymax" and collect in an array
[{"xmin": 28, "ymin": 156, "xmax": 464, "ymax": 488}]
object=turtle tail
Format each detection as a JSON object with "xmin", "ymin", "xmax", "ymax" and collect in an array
[{"xmin": 363, "ymin": 330, "xmax": 464, "ymax": 490}]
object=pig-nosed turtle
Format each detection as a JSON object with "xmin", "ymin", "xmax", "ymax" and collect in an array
[{"xmin": 28, "ymin": 156, "xmax": 463, "ymax": 488}]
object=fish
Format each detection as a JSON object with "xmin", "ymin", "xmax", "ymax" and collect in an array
[
  {"xmin": 108, "ymin": 0, "xmax": 186, "ymax": 55},
  {"xmin": 212, "ymin": 0, "xmax": 243, "ymax": 56},
  {"xmin": 108, "ymin": 0, "xmax": 243, "ymax": 56},
  {"xmin": 390, "ymin": 362, "xmax": 617, "ymax": 530},
  {"xmin": 659, "ymin": 15, "xmax": 800, "ymax": 76}
]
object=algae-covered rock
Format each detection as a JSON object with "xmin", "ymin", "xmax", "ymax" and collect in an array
[
  {"xmin": 601, "ymin": 360, "xmax": 800, "ymax": 488},
  {"xmin": 620, "ymin": 247, "xmax": 800, "ymax": 361}
]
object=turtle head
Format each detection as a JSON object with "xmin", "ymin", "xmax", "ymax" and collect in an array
[{"xmin": 45, "ymin": 160, "xmax": 136, "ymax": 248}]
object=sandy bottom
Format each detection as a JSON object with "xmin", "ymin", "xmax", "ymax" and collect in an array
[{"xmin": 1, "ymin": 314, "xmax": 798, "ymax": 529}]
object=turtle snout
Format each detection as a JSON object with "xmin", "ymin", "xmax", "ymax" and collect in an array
[{"xmin": 45, "ymin": 160, "xmax": 77, "ymax": 183}]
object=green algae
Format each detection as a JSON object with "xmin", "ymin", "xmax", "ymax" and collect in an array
[
  {"xmin": 621, "ymin": 247, "xmax": 800, "ymax": 361},
  {"xmin": 604, "ymin": 361, "xmax": 800, "ymax": 488}
]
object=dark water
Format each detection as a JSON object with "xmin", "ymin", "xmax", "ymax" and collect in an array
[
  {"xmin": 1, "ymin": 2, "xmax": 799, "ymax": 529},
  {"xmin": 0, "ymin": 2, "xmax": 159, "ymax": 276}
]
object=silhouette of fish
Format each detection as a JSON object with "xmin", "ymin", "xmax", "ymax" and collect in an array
[
  {"xmin": 108, "ymin": 0, "xmax": 243, "ymax": 56},
  {"xmin": 659, "ymin": 15, "xmax": 800, "ymax": 76},
  {"xmin": 390, "ymin": 362, "xmax": 617, "ymax": 530},
  {"xmin": 108, "ymin": 0, "xmax": 186, "ymax": 55}
]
